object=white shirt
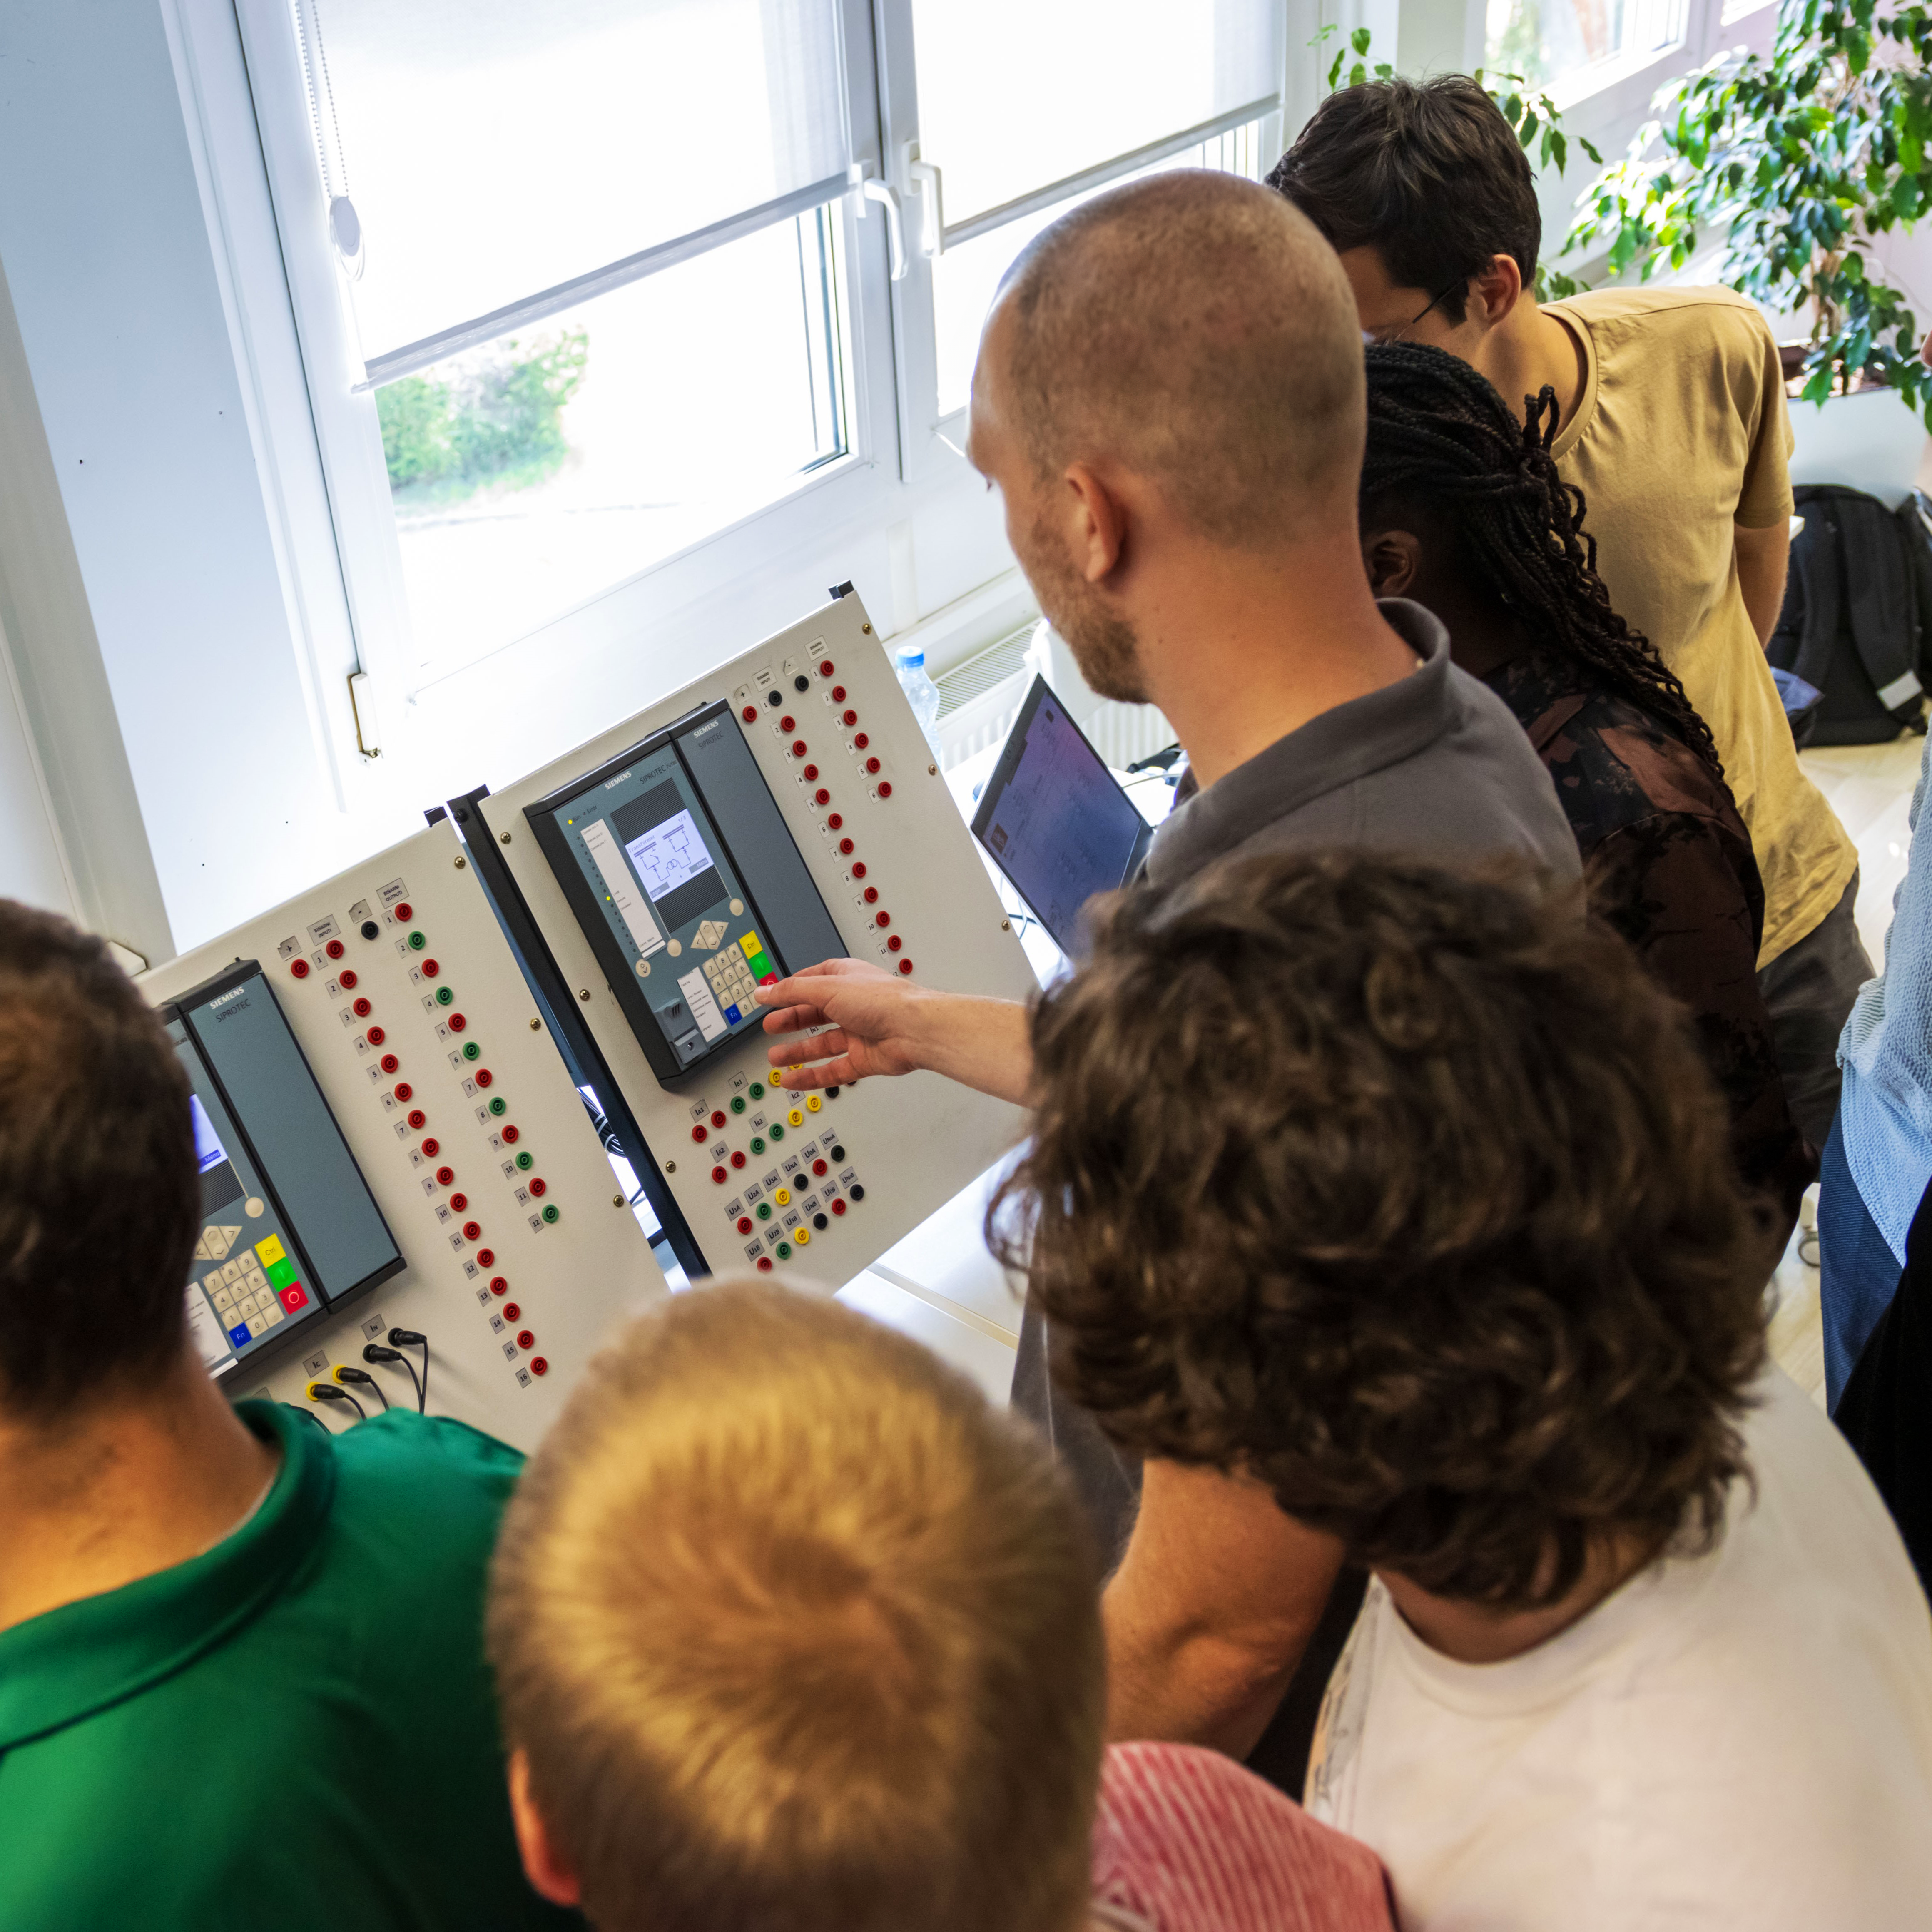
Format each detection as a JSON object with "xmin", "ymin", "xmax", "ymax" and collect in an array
[{"xmin": 1305, "ymin": 1369, "xmax": 1932, "ymax": 1930}]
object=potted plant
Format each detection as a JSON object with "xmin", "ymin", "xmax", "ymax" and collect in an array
[{"xmin": 1561, "ymin": 0, "xmax": 1932, "ymax": 425}]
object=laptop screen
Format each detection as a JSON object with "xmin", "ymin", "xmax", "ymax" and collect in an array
[{"xmin": 971, "ymin": 678, "xmax": 1151, "ymax": 952}]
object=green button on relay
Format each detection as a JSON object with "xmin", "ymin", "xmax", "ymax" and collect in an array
[
  {"xmin": 515, "ymin": 1150, "xmax": 533, "ymax": 1171},
  {"xmin": 755, "ymin": 1202, "xmax": 772, "ymax": 1222},
  {"xmin": 488, "ymin": 1097, "xmax": 507, "ymax": 1117},
  {"xmin": 540, "ymin": 1204, "xmax": 560, "ymax": 1225},
  {"xmin": 730, "ymin": 1095, "xmax": 746, "ymax": 1114},
  {"xmin": 462, "ymin": 1041, "xmax": 481, "ymax": 1061},
  {"xmin": 774, "ymin": 1240, "xmax": 792, "ymax": 1260},
  {"xmin": 407, "ymin": 931, "xmax": 426, "ymax": 951},
  {"xmin": 434, "ymin": 986, "xmax": 453, "ymax": 1006},
  {"xmin": 748, "ymin": 1081, "xmax": 764, "ymax": 1100},
  {"xmin": 750, "ymin": 1136, "xmax": 766, "ymax": 1155}
]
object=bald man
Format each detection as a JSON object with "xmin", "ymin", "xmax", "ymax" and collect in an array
[{"xmin": 756, "ymin": 173, "xmax": 1577, "ymax": 1775}]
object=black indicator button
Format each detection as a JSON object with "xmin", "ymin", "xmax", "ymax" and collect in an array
[
  {"xmin": 829, "ymin": 1144, "xmax": 846, "ymax": 1163},
  {"xmin": 812, "ymin": 1212, "xmax": 828, "ymax": 1231},
  {"xmin": 360, "ymin": 919, "xmax": 380, "ymax": 941},
  {"xmin": 793, "ymin": 673, "xmax": 809, "ymax": 692},
  {"xmin": 767, "ymin": 689, "xmax": 784, "ymax": 707},
  {"xmin": 848, "ymin": 1183, "xmax": 865, "ymax": 1203}
]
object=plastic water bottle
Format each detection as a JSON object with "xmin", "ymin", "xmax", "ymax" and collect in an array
[{"xmin": 895, "ymin": 645, "xmax": 943, "ymax": 760}]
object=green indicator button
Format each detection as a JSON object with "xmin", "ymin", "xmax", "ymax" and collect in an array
[
  {"xmin": 462, "ymin": 1041, "xmax": 481, "ymax": 1061},
  {"xmin": 435, "ymin": 986, "xmax": 454, "ymax": 1006},
  {"xmin": 750, "ymin": 1136, "xmax": 765, "ymax": 1155},
  {"xmin": 730, "ymin": 1095, "xmax": 746, "ymax": 1114},
  {"xmin": 407, "ymin": 931, "xmax": 426, "ymax": 951},
  {"xmin": 747, "ymin": 952, "xmax": 773, "ymax": 978},
  {"xmin": 488, "ymin": 1096, "xmax": 508, "ymax": 1117},
  {"xmin": 769, "ymin": 1123, "xmax": 785, "ymax": 1142},
  {"xmin": 515, "ymin": 1150, "xmax": 533, "ymax": 1171},
  {"xmin": 748, "ymin": 1081, "xmax": 764, "ymax": 1100},
  {"xmin": 774, "ymin": 1240, "xmax": 792, "ymax": 1260},
  {"xmin": 540, "ymin": 1204, "xmax": 560, "ymax": 1225},
  {"xmin": 755, "ymin": 1202, "xmax": 772, "ymax": 1221},
  {"xmin": 267, "ymin": 1257, "xmax": 296, "ymax": 1288}
]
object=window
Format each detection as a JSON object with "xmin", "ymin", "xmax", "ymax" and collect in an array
[{"xmin": 1484, "ymin": 0, "xmax": 1688, "ymax": 97}]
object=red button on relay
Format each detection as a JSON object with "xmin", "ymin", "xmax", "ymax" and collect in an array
[
  {"xmin": 730, "ymin": 1150, "xmax": 747, "ymax": 1169},
  {"xmin": 803, "ymin": 764, "xmax": 819, "ymax": 782},
  {"xmin": 475, "ymin": 1069, "xmax": 493, "ymax": 1088},
  {"xmin": 436, "ymin": 1166, "xmax": 455, "ymax": 1186},
  {"xmin": 476, "ymin": 1247, "xmax": 496, "ymax": 1268},
  {"xmin": 463, "ymin": 1220, "xmax": 482, "ymax": 1241},
  {"xmin": 325, "ymin": 939, "xmax": 344, "ymax": 961},
  {"xmin": 851, "ymin": 861, "xmax": 867, "ymax": 879},
  {"xmin": 779, "ymin": 714, "xmax": 795, "ymax": 733},
  {"xmin": 819, "ymin": 660, "xmax": 835, "ymax": 677},
  {"xmin": 829, "ymin": 685, "xmax": 846, "ymax": 702},
  {"xmin": 380, "ymin": 1053, "xmax": 399, "ymax": 1074},
  {"xmin": 489, "ymin": 1275, "xmax": 508, "ymax": 1295},
  {"xmin": 421, "ymin": 958, "xmax": 439, "ymax": 978},
  {"xmin": 898, "ymin": 959, "xmax": 913, "ymax": 974},
  {"xmin": 290, "ymin": 959, "xmax": 310, "ymax": 980},
  {"xmin": 842, "ymin": 708, "xmax": 857, "ymax": 726},
  {"xmin": 338, "ymin": 968, "xmax": 358, "ymax": 991},
  {"xmin": 450, "ymin": 1192, "xmax": 469, "ymax": 1212},
  {"xmin": 865, "ymin": 757, "xmax": 881, "ymax": 774},
  {"xmin": 366, "ymin": 1025, "xmax": 386, "ymax": 1046},
  {"xmin": 501, "ymin": 1302, "xmax": 521, "ymax": 1322},
  {"xmin": 741, "ymin": 705, "xmax": 757, "ymax": 723},
  {"xmin": 757, "ymin": 1256, "xmax": 774, "ymax": 1272},
  {"xmin": 814, "ymin": 788, "xmax": 830, "ymax": 806},
  {"xmin": 887, "ymin": 935, "xmax": 902, "ymax": 953},
  {"xmin": 877, "ymin": 781, "xmax": 893, "ymax": 799},
  {"xmin": 827, "ymin": 812, "xmax": 843, "ymax": 830},
  {"xmin": 831, "ymin": 1198, "xmax": 847, "ymax": 1216},
  {"xmin": 516, "ymin": 1330, "xmax": 535, "ymax": 1351},
  {"xmin": 352, "ymin": 997, "xmax": 371, "ymax": 1017},
  {"xmin": 854, "ymin": 732, "xmax": 869, "ymax": 750},
  {"xmin": 448, "ymin": 1013, "xmax": 467, "ymax": 1033},
  {"xmin": 530, "ymin": 1356, "xmax": 549, "ymax": 1377},
  {"xmin": 710, "ymin": 1110, "xmax": 726, "ymax": 1128},
  {"xmin": 394, "ymin": 902, "xmax": 413, "ymax": 922},
  {"xmin": 791, "ymin": 739, "xmax": 808, "ymax": 758},
  {"xmin": 691, "ymin": 1124, "xmax": 709, "ymax": 1143},
  {"xmin": 839, "ymin": 838, "xmax": 854, "ymax": 856},
  {"xmin": 528, "ymin": 1178, "xmax": 548, "ymax": 1198},
  {"xmin": 737, "ymin": 1215, "xmax": 754, "ymax": 1235},
  {"xmin": 712, "ymin": 1165, "xmax": 727, "ymax": 1184},
  {"xmin": 812, "ymin": 1158, "xmax": 827, "ymax": 1176},
  {"xmin": 863, "ymin": 887, "xmax": 878, "ymax": 904},
  {"xmin": 421, "ymin": 1137, "xmax": 441, "ymax": 1157},
  {"xmin": 407, "ymin": 1109, "xmax": 427, "ymax": 1130},
  {"xmin": 500, "ymin": 1124, "xmax": 520, "ymax": 1144},
  {"xmin": 874, "ymin": 911, "xmax": 890, "ymax": 929},
  {"xmin": 394, "ymin": 1081, "xmax": 414, "ymax": 1102}
]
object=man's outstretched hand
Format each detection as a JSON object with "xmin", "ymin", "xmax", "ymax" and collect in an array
[{"xmin": 756, "ymin": 959, "xmax": 1035, "ymax": 1107}]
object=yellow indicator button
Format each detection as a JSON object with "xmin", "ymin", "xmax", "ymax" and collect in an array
[
  {"xmin": 805, "ymin": 1094, "xmax": 822, "ymax": 1113},
  {"xmin": 795, "ymin": 1227, "xmax": 811, "ymax": 1245},
  {"xmin": 774, "ymin": 1187, "xmax": 792, "ymax": 1207},
  {"xmin": 254, "ymin": 1235, "xmax": 286, "ymax": 1267},
  {"xmin": 787, "ymin": 1108, "xmax": 803, "ymax": 1127},
  {"xmin": 739, "ymin": 931, "xmax": 763, "ymax": 958}
]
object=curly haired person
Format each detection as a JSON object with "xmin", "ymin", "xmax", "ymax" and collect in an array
[{"xmin": 994, "ymin": 849, "xmax": 1932, "ymax": 1931}]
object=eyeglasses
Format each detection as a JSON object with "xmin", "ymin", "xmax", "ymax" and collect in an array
[{"xmin": 1361, "ymin": 277, "xmax": 1466, "ymax": 348}]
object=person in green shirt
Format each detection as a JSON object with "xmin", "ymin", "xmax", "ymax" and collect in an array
[{"xmin": 0, "ymin": 899, "xmax": 573, "ymax": 1932}]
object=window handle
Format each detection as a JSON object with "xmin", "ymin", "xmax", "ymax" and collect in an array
[
  {"xmin": 906, "ymin": 147, "xmax": 944, "ymax": 258},
  {"xmin": 847, "ymin": 163, "xmax": 908, "ymax": 281}
]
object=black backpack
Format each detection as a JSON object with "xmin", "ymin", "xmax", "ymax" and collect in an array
[{"xmin": 1767, "ymin": 485, "xmax": 1932, "ymax": 745}]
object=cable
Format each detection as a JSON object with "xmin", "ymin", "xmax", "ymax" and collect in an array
[
  {"xmin": 309, "ymin": 1381, "xmax": 365, "ymax": 1422},
  {"xmin": 388, "ymin": 1329, "xmax": 429, "ymax": 1414},
  {"xmin": 363, "ymin": 1341, "xmax": 423, "ymax": 1414},
  {"xmin": 334, "ymin": 1362, "xmax": 387, "ymax": 1411}
]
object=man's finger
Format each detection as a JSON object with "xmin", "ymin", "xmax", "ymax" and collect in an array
[
  {"xmin": 767, "ymin": 1027, "xmax": 852, "ymax": 1070},
  {"xmin": 770, "ymin": 1053, "xmax": 855, "ymax": 1092},
  {"xmin": 759, "ymin": 999, "xmax": 829, "ymax": 1036}
]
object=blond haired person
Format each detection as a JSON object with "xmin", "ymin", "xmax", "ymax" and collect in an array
[{"xmin": 486, "ymin": 1284, "xmax": 1393, "ymax": 1932}]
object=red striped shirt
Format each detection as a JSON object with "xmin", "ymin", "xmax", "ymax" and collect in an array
[{"xmin": 1090, "ymin": 1742, "xmax": 1394, "ymax": 1932}]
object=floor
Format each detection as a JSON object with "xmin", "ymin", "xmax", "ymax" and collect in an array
[{"xmin": 1767, "ymin": 732, "xmax": 1926, "ymax": 1404}]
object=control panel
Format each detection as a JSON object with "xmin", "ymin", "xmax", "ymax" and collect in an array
[
  {"xmin": 138, "ymin": 820, "xmax": 669, "ymax": 1450},
  {"xmin": 474, "ymin": 591, "xmax": 1038, "ymax": 1283}
]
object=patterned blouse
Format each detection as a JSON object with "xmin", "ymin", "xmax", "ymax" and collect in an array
[{"xmin": 1484, "ymin": 645, "xmax": 1816, "ymax": 1220}]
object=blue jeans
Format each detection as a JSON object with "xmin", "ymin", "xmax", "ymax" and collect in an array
[{"xmin": 1820, "ymin": 1111, "xmax": 1907, "ymax": 1409}]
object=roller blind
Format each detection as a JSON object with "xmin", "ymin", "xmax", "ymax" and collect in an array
[
  {"xmin": 290, "ymin": 0, "xmax": 851, "ymax": 384},
  {"xmin": 909, "ymin": 0, "xmax": 1282, "ymax": 242}
]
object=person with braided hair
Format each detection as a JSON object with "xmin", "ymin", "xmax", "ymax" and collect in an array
[{"xmin": 1357, "ymin": 343, "xmax": 1812, "ymax": 1223}]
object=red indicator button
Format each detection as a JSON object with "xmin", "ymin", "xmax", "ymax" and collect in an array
[
  {"xmin": 842, "ymin": 708, "xmax": 857, "ymax": 727},
  {"xmin": 338, "ymin": 968, "xmax": 358, "ymax": 990},
  {"xmin": 475, "ymin": 1069, "xmax": 493, "ymax": 1088},
  {"xmin": 500, "ymin": 1124, "xmax": 520, "ymax": 1145},
  {"xmin": 528, "ymin": 1178, "xmax": 548, "ymax": 1198},
  {"xmin": 898, "ymin": 958, "xmax": 913, "ymax": 974},
  {"xmin": 819, "ymin": 660, "xmax": 835, "ymax": 677},
  {"xmin": 803, "ymin": 764, "xmax": 819, "ymax": 782},
  {"xmin": 887, "ymin": 935, "xmax": 902, "ymax": 953},
  {"xmin": 325, "ymin": 939, "xmax": 344, "ymax": 960},
  {"xmin": 791, "ymin": 739, "xmax": 807, "ymax": 758},
  {"xmin": 490, "ymin": 1275, "xmax": 508, "ymax": 1295},
  {"xmin": 353, "ymin": 997, "xmax": 371, "ymax": 1018},
  {"xmin": 394, "ymin": 1081, "xmax": 414, "ymax": 1102},
  {"xmin": 712, "ymin": 1165, "xmax": 727, "ymax": 1184},
  {"xmin": 831, "ymin": 1198, "xmax": 847, "ymax": 1216},
  {"xmin": 851, "ymin": 861, "xmax": 867, "ymax": 879},
  {"xmin": 407, "ymin": 1109, "xmax": 427, "ymax": 1130},
  {"xmin": 395, "ymin": 902, "xmax": 413, "ymax": 922},
  {"xmin": 741, "ymin": 705, "xmax": 757, "ymax": 723},
  {"xmin": 839, "ymin": 838, "xmax": 854, "ymax": 856},
  {"xmin": 854, "ymin": 732, "xmax": 869, "ymax": 750},
  {"xmin": 516, "ymin": 1330, "xmax": 534, "ymax": 1351},
  {"xmin": 710, "ymin": 1110, "xmax": 727, "ymax": 1128},
  {"xmin": 814, "ymin": 788, "xmax": 830, "ymax": 806},
  {"xmin": 878, "ymin": 781, "xmax": 893, "ymax": 799},
  {"xmin": 757, "ymin": 1256, "xmax": 774, "ymax": 1272},
  {"xmin": 779, "ymin": 714, "xmax": 795, "ymax": 732},
  {"xmin": 290, "ymin": 958, "xmax": 311, "ymax": 980},
  {"xmin": 448, "ymin": 1013, "xmax": 467, "ymax": 1033},
  {"xmin": 422, "ymin": 1137, "xmax": 441, "ymax": 1157},
  {"xmin": 380, "ymin": 1053, "xmax": 399, "ymax": 1074},
  {"xmin": 737, "ymin": 1215, "xmax": 753, "ymax": 1235},
  {"xmin": 874, "ymin": 911, "xmax": 890, "ymax": 929},
  {"xmin": 865, "ymin": 756, "xmax": 881, "ymax": 774},
  {"xmin": 827, "ymin": 812, "xmax": 843, "ymax": 830},
  {"xmin": 280, "ymin": 1283, "xmax": 309, "ymax": 1312},
  {"xmin": 450, "ymin": 1191, "xmax": 469, "ymax": 1212},
  {"xmin": 421, "ymin": 958, "xmax": 439, "ymax": 978},
  {"xmin": 730, "ymin": 1150, "xmax": 747, "ymax": 1169},
  {"xmin": 691, "ymin": 1124, "xmax": 709, "ymax": 1143},
  {"xmin": 863, "ymin": 887, "xmax": 878, "ymax": 904},
  {"xmin": 501, "ymin": 1301, "xmax": 521, "ymax": 1322},
  {"xmin": 830, "ymin": 684, "xmax": 846, "ymax": 702},
  {"xmin": 530, "ymin": 1356, "xmax": 550, "ymax": 1377},
  {"xmin": 812, "ymin": 1158, "xmax": 828, "ymax": 1177},
  {"xmin": 366, "ymin": 1025, "xmax": 386, "ymax": 1046},
  {"xmin": 436, "ymin": 1166, "xmax": 455, "ymax": 1186},
  {"xmin": 476, "ymin": 1247, "xmax": 496, "ymax": 1268},
  {"xmin": 463, "ymin": 1220, "xmax": 482, "ymax": 1241}
]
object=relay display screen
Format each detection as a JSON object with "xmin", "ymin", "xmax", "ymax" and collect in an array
[
  {"xmin": 164, "ymin": 962, "xmax": 403, "ymax": 1382},
  {"xmin": 528, "ymin": 700, "xmax": 845, "ymax": 1084}
]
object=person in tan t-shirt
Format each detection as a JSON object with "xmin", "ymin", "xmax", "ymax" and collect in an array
[{"xmin": 1271, "ymin": 75, "xmax": 1868, "ymax": 1148}]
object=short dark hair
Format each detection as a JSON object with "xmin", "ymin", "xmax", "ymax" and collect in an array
[
  {"xmin": 1266, "ymin": 76, "xmax": 1541, "ymax": 321},
  {"xmin": 992, "ymin": 852, "xmax": 1771, "ymax": 1610},
  {"xmin": 0, "ymin": 901, "xmax": 197, "ymax": 1415}
]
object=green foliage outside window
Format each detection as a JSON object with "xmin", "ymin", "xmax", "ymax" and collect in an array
[
  {"xmin": 375, "ymin": 329, "xmax": 590, "ymax": 501},
  {"xmin": 1563, "ymin": 0, "xmax": 1932, "ymax": 424}
]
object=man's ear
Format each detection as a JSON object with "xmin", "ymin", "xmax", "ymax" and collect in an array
[
  {"xmin": 1060, "ymin": 462, "xmax": 1129, "ymax": 584},
  {"xmin": 508, "ymin": 1749, "xmax": 584, "ymax": 1909},
  {"xmin": 1361, "ymin": 528, "xmax": 1422, "ymax": 599},
  {"xmin": 1467, "ymin": 252, "xmax": 1526, "ymax": 329}
]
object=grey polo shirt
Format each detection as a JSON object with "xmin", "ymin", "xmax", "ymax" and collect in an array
[
  {"xmin": 1013, "ymin": 597, "xmax": 1581, "ymax": 1563},
  {"xmin": 1142, "ymin": 599, "xmax": 1580, "ymax": 888}
]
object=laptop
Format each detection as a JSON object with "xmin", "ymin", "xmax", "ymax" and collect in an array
[{"xmin": 971, "ymin": 677, "xmax": 1155, "ymax": 954}]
